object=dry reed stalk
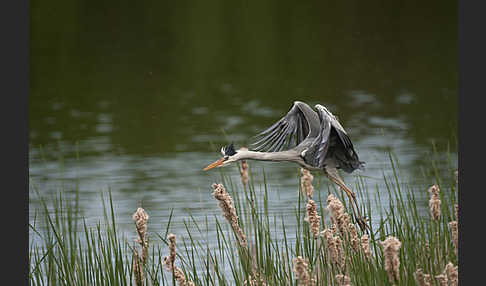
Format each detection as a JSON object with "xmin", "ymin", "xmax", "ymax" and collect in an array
[
  {"xmin": 163, "ymin": 233, "xmax": 195, "ymax": 286},
  {"xmin": 321, "ymin": 228, "xmax": 344, "ymax": 268},
  {"xmin": 445, "ymin": 262, "xmax": 458, "ymax": 286},
  {"xmin": 425, "ymin": 242, "xmax": 431, "ymax": 259},
  {"xmin": 360, "ymin": 234, "xmax": 372, "ymax": 260},
  {"xmin": 132, "ymin": 207, "xmax": 149, "ymax": 286},
  {"xmin": 132, "ymin": 249, "xmax": 144, "ymax": 286},
  {"xmin": 292, "ymin": 256, "xmax": 315, "ymax": 286},
  {"xmin": 428, "ymin": 185, "xmax": 441, "ymax": 221},
  {"xmin": 380, "ymin": 236, "xmax": 402, "ymax": 283},
  {"xmin": 335, "ymin": 274, "xmax": 352, "ymax": 286},
  {"xmin": 304, "ymin": 199, "xmax": 321, "ymax": 238},
  {"xmin": 212, "ymin": 183, "xmax": 247, "ymax": 247},
  {"xmin": 300, "ymin": 168, "xmax": 315, "ymax": 198},
  {"xmin": 240, "ymin": 160, "xmax": 249, "ymax": 186},
  {"xmin": 455, "ymin": 203, "xmax": 459, "ymax": 221},
  {"xmin": 449, "ymin": 221, "xmax": 458, "ymax": 256},
  {"xmin": 133, "ymin": 207, "xmax": 149, "ymax": 264}
]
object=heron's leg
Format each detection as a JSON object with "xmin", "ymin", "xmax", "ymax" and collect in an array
[{"xmin": 324, "ymin": 167, "xmax": 369, "ymax": 233}]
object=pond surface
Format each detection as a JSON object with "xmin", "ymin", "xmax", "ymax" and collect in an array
[{"xmin": 29, "ymin": 0, "xmax": 457, "ymax": 254}]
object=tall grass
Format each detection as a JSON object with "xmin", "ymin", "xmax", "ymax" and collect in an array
[{"xmin": 29, "ymin": 151, "xmax": 458, "ymax": 285}]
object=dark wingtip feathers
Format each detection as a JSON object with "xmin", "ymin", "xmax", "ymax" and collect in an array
[{"xmin": 222, "ymin": 143, "xmax": 237, "ymax": 156}]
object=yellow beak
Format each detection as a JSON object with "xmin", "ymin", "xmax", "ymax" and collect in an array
[{"xmin": 203, "ymin": 157, "xmax": 225, "ymax": 171}]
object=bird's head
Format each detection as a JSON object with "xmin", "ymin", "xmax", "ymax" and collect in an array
[{"xmin": 204, "ymin": 143, "xmax": 243, "ymax": 171}]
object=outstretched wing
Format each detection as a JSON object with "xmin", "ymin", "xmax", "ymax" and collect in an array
[
  {"xmin": 250, "ymin": 101, "xmax": 320, "ymax": 152},
  {"xmin": 314, "ymin": 104, "xmax": 364, "ymax": 171}
]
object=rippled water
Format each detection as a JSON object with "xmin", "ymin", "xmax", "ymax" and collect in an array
[{"xmin": 29, "ymin": 0, "xmax": 458, "ymax": 253}]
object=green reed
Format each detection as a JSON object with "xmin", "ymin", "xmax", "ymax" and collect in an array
[{"xmin": 29, "ymin": 148, "xmax": 458, "ymax": 285}]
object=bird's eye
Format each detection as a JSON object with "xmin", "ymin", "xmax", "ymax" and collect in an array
[{"xmin": 224, "ymin": 155, "xmax": 229, "ymax": 160}]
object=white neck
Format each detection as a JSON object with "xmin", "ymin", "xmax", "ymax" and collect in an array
[{"xmin": 235, "ymin": 149, "xmax": 301, "ymax": 163}]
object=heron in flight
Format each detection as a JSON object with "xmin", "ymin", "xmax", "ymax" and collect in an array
[{"xmin": 204, "ymin": 101, "xmax": 368, "ymax": 231}]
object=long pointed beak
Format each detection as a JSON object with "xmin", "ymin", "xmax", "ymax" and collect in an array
[{"xmin": 203, "ymin": 158, "xmax": 225, "ymax": 171}]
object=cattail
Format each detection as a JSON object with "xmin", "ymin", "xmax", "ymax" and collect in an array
[
  {"xmin": 335, "ymin": 274, "xmax": 352, "ymax": 286},
  {"xmin": 133, "ymin": 207, "xmax": 149, "ymax": 263},
  {"xmin": 414, "ymin": 269, "xmax": 426, "ymax": 286},
  {"xmin": 163, "ymin": 233, "xmax": 177, "ymax": 271},
  {"xmin": 212, "ymin": 183, "xmax": 247, "ymax": 247},
  {"xmin": 361, "ymin": 234, "xmax": 372, "ymax": 260},
  {"xmin": 133, "ymin": 208, "xmax": 149, "ymax": 244},
  {"xmin": 244, "ymin": 273, "xmax": 267, "ymax": 286},
  {"xmin": 348, "ymin": 223, "xmax": 359, "ymax": 252},
  {"xmin": 326, "ymin": 194, "xmax": 350, "ymax": 237},
  {"xmin": 321, "ymin": 228, "xmax": 344, "ymax": 268},
  {"xmin": 293, "ymin": 256, "xmax": 312, "ymax": 286},
  {"xmin": 423, "ymin": 274, "xmax": 432, "ymax": 286},
  {"xmin": 435, "ymin": 273, "xmax": 448, "ymax": 286},
  {"xmin": 449, "ymin": 221, "xmax": 458, "ymax": 255},
  {"xmin": 381, "ymin": 236, "xmax": 401, "ymax": 283},
  {"xmin": 445, "ymin": 262, "xmax": 458, "ymax": 286},
  {"xmin": 300, "ymin": 168, "xmax": 315, "ymax": 198},
  {"xmin": 163, "ymin": 233, "xmax": 195, "ymax": 286},
  {"xmin": 305, "ymin": 199, "xmax": 321, "ymax": 238},
  {"xmin": 240, "ymin": 160, "xmax": 249, "ymax": 186},
  {"xmin": 428, "ymin": 185, "xmax": 441, "ymax": 221}
]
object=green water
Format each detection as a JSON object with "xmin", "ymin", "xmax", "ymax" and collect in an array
[{"xmin": 29, "ymin": 0, "xmax": 457, "ymax": 245}]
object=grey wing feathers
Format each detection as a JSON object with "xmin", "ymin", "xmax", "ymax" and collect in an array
[
  {"xmin": 313, "ymin": 112, "xmax": 332, "ymax": 168},
  {"xmin": 250, "ymin": 101, "xmax": 318, "ymax": 152},
  {"xmin": 314, "ymin": 104, "xmax": 364, "ymax": 172}
]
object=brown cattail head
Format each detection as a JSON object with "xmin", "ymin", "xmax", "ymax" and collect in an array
[
  {"xmin": 243, "ymin": 273, "xmax": 267, "ymax": 286},
  {"xmin": 304, "ymin": 199, "xmax": 321, "ymax": 238},
  {"xmin": 240, "ymin": 160, "xmax": 249, "ymax": 186},
  {"xmin": 292, "ymin": 256, "xmax": 310, "ymax": 286},
  {"xmin": 435, "ymin": 273, "xmax": 448, "ymax": 286},
  {"xmin": 423, "ymin": 274, "xmax": 432, "ymax": 286},
  {"xmin": 381, "ymin": 236, "xmax": 402, "ymax": 283},
  {"xmin": 445, "ymin": 262, "xmax": 458, "ymax": 286},
  {"xmin": 326, "ymin": 194, "xmax": 351, "ymax": 237},
  {"xmin": 428, "ymin": 185, "xmax": 441, "ymax": 221},
  {"xmin": 133, "ymin": 208, "xmax": 149, "ymax": 245},
  {"xmin": 335, "ymin": 274, "xmax": 352, "ymax": 286},
  {"xmin": 173, "ymin": 267, "xmax": 195, "ymax": 286},
  {"xmin": 163, "ymin": 233, "xmax": 177, "ymax": 271},
  {"xmin": 361, "ymin": 234, "xmax": 372, "ymax": 260},
  {"xmin": 348, "ymin": 223, "xmax": 359, "ymax": 252},
  {"xmin": 212, "ymin": 183, "xmax": 247, "ymax": 247},
  {"xmin": 162, "ymin": 233, "xmax": 195, "ymax": 286},
  {"xmin": 300, "ymin": 168, "xmax": 315, "ymax": 198},
  {"xmin": 414, "ymin": 268, "xmax": 426, "ymax": 286},
  {"xmin": 321, "ymin": 228, "xmax": 345, "ymax": 268},
  {"xmin": 449, "ymin": 221, "xmax": 458, "ymax": 256},
  {"xmin": 133, "ymin": 207, "xmax": 149, "ymax": 264}
]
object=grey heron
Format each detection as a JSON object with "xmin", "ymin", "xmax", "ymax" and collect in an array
[{"xmin": 204, "ymin": 101, "xmax": 368, "ymax": 232}]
